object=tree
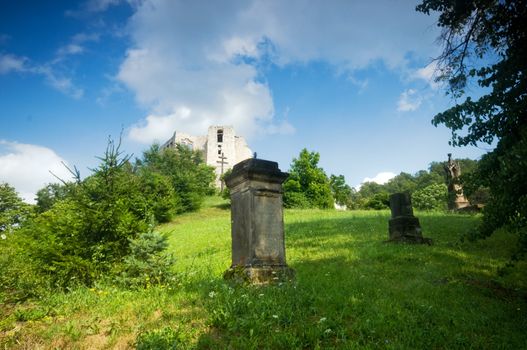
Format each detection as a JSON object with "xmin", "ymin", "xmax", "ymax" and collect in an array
[
  {"xmin": 384, "ymin": 172, "xmax": 417, "ymax": 194},
  {"xmin": 283, "ymin": 149, "xmax": 334, "ymax": 209},
  {"xmin": 417, "ymin": 0, "xmax": 527, "ymax": 258},
  {"xmin": 35, "ymin": 183, "xmax": 70, "ymax": 213},
  {"xmin": 139, "ymin": 144, "xmax": 215, "ymax": 213},
  {"xmin": 329, "ymin": 174, "xmax": 353, "ymax": 207},
  {"xmin": 0, "ymin": 183, "xmax": 32, "ymax": 234}
]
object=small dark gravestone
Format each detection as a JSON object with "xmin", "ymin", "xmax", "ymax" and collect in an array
[
  {"xmin": 388, "ymin": 193, "xmax": 431, "ymax": 244},
  {"xmin": 223, "ymin": 158, "xmax": 295, "ymax": 284}
]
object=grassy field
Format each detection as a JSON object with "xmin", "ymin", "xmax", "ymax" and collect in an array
[{"xmin": 1, "ymin": 196, "xmax": 526, "ymax": 349}]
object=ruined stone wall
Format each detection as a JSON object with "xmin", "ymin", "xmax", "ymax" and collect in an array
[{"xmin": 163, "ymin": 126, "xmax": 252, "ymax": 188}]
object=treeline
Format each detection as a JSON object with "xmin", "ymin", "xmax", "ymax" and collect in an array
[
  {"xmin": 283, "ymin": 148, "xmax": 485, "ymax": 211},
  {"xmin": 0, "ymin": 140, "xmax": 215, "ymax": 302}
]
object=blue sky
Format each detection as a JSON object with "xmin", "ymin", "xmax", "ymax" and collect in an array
[{"xmin": 0, "ymin": 0, "xmax": 490, "ymax": 202}]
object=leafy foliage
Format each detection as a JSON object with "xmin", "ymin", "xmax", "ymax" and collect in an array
[
  {"xmin": 0, "ymin": 183, "xmax": 32, "ymax": 234},
  {"xmin": 417, "ymin": 0, "xmax": 527, "ymax": 258},
  {"xmin": 138, "ymin": 144, "xmax": 215, "ymax": 213},
  {"xmin": 283, "ymin": 149, "xmax": 334, "ymax": 209},
  {"xmin": 412, "ymin": 183, "xmax": 448, "ymax": 211},
  {"xmin": 329, "ymin": 174, "xmax": 353, "ymax": 207},
  {"xmin": 115, "ymin": 231, "xmax": 176, "ymax": 289},
  {"xmin": 0, "ymin": 138, "xmax": 182, "ymax": 296},
  {"xmin": 35, "ymin": 183, "xmax": 70, "ymax": 213}
]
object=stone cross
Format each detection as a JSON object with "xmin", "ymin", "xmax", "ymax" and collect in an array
[
  {"xmin": 217, "ymin": 152, "xmax": 228, "ymax": 193},
  {"xmin": 388, "ymin": 193, "xmax": 431, "ymax": 244},
  {"xmin": 224, "ymin": 158, "xmax": 295, "ymax": 284}
]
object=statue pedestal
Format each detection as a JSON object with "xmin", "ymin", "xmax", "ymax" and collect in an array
[
  {"xmin": 388, "ymin": 193, "xmax": 431, "ymax": 244},
  {"xmin": 224, "ymin": 159, "xmax": 295, "ymax": 284}
]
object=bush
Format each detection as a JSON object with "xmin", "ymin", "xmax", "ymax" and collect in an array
[
  {"xmin": 0, "ymin": 232, "xmax": 50, "ymax": 303},
  {"xmin": 412, "ymin": 183, "xmax": 448, "ymax": 211},
  {"xmin": 363, "ymin": 192, "xmax": 389, "ymax": 210},
  {"xmin": 114, "ymin": 231, "xmax": 175, "ymax": 289},
  {"xmin": 1, "ymin": 138, "xmax": 181, "ymax": 295}
]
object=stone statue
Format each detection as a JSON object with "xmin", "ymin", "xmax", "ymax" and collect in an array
[{"xmin": 444, "ymin": 154, "xmax": 470, "ymax": 210}]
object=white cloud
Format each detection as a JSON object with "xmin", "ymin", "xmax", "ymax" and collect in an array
[
  {"xmin": 0, "ymin": 52, "xmax": 83, "ymax": 98},
  {"xmin": 0, "ymin": 141, "xmax": 72, "ymax": 203},
  {"xmin": 56, "ymin": 32, "xmax": 100, "ymax": 58},
  {"xmin": 119, "ymin": 0, "xmax": 439, "ymax": 143},
  {"xmin": 362, "ymin": 172, "xmax": 396, "ymax": 185},
  {"xmin": 412, "ymin": 61, "xmax": 441, "ymax": 90},
  {"xmin": 34, "ymin": 66, "xmax": 84, "ymax": 99},
  {"xmin": 0, "ymin": 54, "xmax": 28, "ymax": 74},
  {"xmin": 86, "ymin": 0, "xmax": 122, "ymax": 12},
  {"xmin": 397, "ymin": 89, "xmax": 422, "ymax": 112}
]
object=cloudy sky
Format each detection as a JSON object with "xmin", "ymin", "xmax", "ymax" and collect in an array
[{"xmin": 1, "ymin": 0, "xmax": 490, "ymax": 202}]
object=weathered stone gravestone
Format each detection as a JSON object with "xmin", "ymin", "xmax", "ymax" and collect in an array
[
  {"xmin": 444, "ymin": 153, "xmax": 470, "ymax": 210},
  {"xmin": 224, "ymin": 158, "xmax": 295, "ymax": 284},
  {"xmin": 388, "ymin": 193, "xmax": 431, "ymax": 244}
]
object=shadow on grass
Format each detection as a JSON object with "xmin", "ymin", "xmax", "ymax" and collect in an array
[
  {"xmin": 151, "ymin": 212, "xmax": 527, "ymax": 349},
  {"xmin": 192, "ymin": 251, "xmax": 527, "ymax": 349},
  {"xmin": 211, "ymin": 202, "xmax": 231, "ymax": 210}
]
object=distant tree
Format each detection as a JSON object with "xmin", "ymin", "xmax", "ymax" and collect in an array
[
  {"xmin": 35, "ymin": 183, "xmax": 70, "ymax": 213},
  {"xmin": 0, "ymin": 183, "xmax": 32, "ymax": 234},
  {"xmin": 417, "ymin": 0, "xmax": 526, "ymax": 258},
  {"xmin": 329, "ymin": 174, "xmax": 352, "ymax": 207},
  {"xmin": 139, "ymin": 144, "xmax": 216, "ymax": 213},
  {"xmin": 414, "ymin": 170, "xmax": 444, "ymax": 190},
  {"xmin": 358, "ymin": 181, "xmax": 385, "ymax": 198},
  {"xmin": 384, "ymin": 172, "xmax": 417, "ymax": 194},
  {"xmin": 284, "ymin": 149, "xmax": 334, "ymax": 209}
]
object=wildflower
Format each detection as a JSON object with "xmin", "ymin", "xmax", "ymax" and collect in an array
[
  {"xmin": 1, "ymin": 234, "xmax": 6, "ymax": 240},
  {"xmin": 318, "ymin": 317, "xmax": 327, "ymax": 323},
  {"xmin": 272, "ymin": 314, "xmax": 278, "ymax": 319},
  {"xmin": 324, "ymin": 328, "xmax": 332, "ymax": 334},
  {"xmin": 209, "ymin": 291, "xmax": 216, "ymax": 298}
]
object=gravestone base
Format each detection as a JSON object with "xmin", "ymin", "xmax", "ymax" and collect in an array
[
  {"xmin": 388, "ymin": 217, "xmax": 432, "ymax": 244},
  {"xmin": 224, "ymin": 265, "xmax": 295, "ymax": 285}
]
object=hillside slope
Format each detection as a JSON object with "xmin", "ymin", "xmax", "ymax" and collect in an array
[{"xmin": 1, "ymin": 197, "xmax": 526, "ymax": 349}]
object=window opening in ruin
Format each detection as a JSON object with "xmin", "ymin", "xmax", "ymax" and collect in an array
[{"xmin": 217, "ymin": 129, "xmax": 223, "ymax": 143}]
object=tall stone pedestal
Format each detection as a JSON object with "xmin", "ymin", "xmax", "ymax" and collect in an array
[
  {"xmin": 224, "ymin": 158, "xmax": 295, "ymax": 284},
  {"xmin": 388, "ymin": 193, "xmax": 431, "ymax": 244}
]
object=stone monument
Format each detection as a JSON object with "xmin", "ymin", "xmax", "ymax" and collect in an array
[
  {"xmin": 223, "ymin": 158, "xmax": 295, "ymax": 284},
  {"xmin": 444, "ymin": 153, "xmax": 470, "ymax": 210},
  {"xmin": 388, "ymin": 193, "xmax": 431, "ymax": 244}
]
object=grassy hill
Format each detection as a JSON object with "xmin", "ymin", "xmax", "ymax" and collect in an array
[{"xmin": 1, "ymin": 196, "xmax": 526, "ymax": 349}]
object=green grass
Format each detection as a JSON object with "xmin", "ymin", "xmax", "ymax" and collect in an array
[{"xmin": 1, "ymin": 197, "xmax": 526, "ymax": 349}]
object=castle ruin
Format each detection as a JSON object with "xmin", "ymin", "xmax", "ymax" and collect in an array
[{"xmin": 162, "ymin": 126, "xmax": 253, "ymax": 188}]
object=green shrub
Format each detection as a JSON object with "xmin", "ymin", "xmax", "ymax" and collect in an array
[
  {"xmin": 363, "ymin": 192, "xmax": 389, "ymax": 210},
  {"xmin": 114, "ymin": 231, "xmax": 175, "ymax": 289},
  {"xmin": 412, "ymin": 183, "xmax": 448, "ymax": 211},
  {"xmin": 0, "ymin": 232, "xmax": 50, "ymax": 303}
]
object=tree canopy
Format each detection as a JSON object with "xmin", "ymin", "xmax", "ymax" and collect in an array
[
  {"xmin": 417, "ymin": 0, "xmax": 527, "ymax": 258},
  {"xmin": 283, "ymin": 149, "xmax": 334, "ymax": 209}
]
